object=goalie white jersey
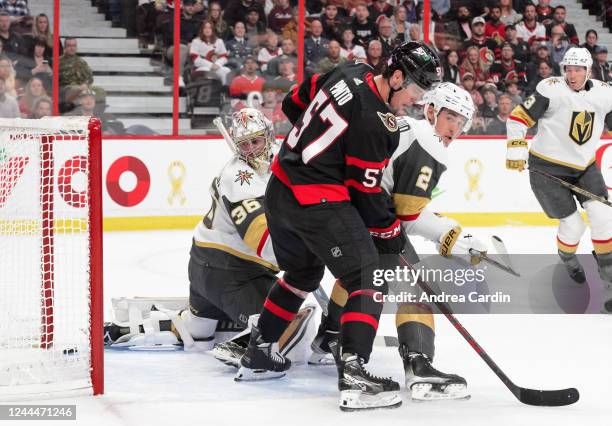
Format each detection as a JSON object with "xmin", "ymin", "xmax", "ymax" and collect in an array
[
  {"xmin": 193, "ymin": 157, "xmax": 278, "ymax": 271},
  {"xmin": 507, "ymin": 77, "xmax": 612, "ymax": 170}
]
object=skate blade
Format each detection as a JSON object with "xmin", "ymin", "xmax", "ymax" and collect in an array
[
  {"xmin": 307, "ymin": 352, "xmax": 336, "ymax": 366},
  {"xmin": 212, "ymin": 354, "xmax": 241, "ymax": 368},
  {"xmin": 210, "ymin": 349, "xmax": 243, "ymax": 369},
  {"xmin": 339, "ymin": 390, "xmax": 402, "ymax": 411},
  {"xmin": 409, "ymin": 382, "xmax": 471, "ymax": 402},
  {"xmin": 234, "ymin": 367, "xmax": 286, "ymax": 382}
]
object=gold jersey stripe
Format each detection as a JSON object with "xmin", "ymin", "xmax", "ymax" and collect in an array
[
  {"xmin": 529, "ymin": 149, "xmax": 595, "ymax": 171},
  {"xmin": 395, "ymin": 304, "xmax": 435, "ymax": 330},
  {"xmin": 393, "ymin": 193, "xmax": 430, "ymax": 216},
  {"xmin": 510, "ymin": 105, "xmax": 536, "ymax": 128},
  {"xmin": 243, "ymin": 213, "xmax": 268, "ymax": 253},
  {"xmin": 193, "ymin": 240, "xmax": 279, "ymax": 271}
]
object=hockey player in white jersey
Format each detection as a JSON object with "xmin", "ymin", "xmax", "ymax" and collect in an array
[
  {"xmin": 186, "ymin": 108, "xmax": 316, "ymax": 364},
  {"xmin": 312, "ymin": 83, "xmax": 486, "ymax": 400},
  {"xmin": 506, "ymin": 47, "xmax": 612, "ymax": 312},
  {"xmin": 103, "ymin": 109, "xmax": 316, "ymax": 358}
]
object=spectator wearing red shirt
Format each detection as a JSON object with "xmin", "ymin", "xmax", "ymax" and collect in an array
[
  {"xmin": 485, "ymin": 5, "xmax": 506, "ymax": 45},
  {"xmin": 268, "ymin": 0, "xmax": 294, "ymax": 33},
  {"xmin": 461, "ymin": 16, "xmax": 499, "ymax": 66},
  {"xmin": 229, "ymin": 56, "xmax": 265, "ymax": 97},
  {"xmin": 488, "ymin": 42, "xmax": 527, "ymax": 91}
]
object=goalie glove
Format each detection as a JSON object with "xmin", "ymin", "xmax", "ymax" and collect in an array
[
  {"xmin": 438, "ymin": 226, "xmax": 488, "ymax": 265},
  {"xmin": 506, "ymin": 139, "xmax": 528, "ymax": 171}
]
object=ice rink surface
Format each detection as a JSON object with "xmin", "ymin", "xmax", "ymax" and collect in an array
[{"xmin": 10, "ymin": 227, "xmax": 612, "ymax": 425}]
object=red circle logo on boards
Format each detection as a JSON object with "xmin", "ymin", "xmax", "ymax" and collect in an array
[{"xmin": 106, "ymin": 156, "xmax": 151, "ymax": 207}]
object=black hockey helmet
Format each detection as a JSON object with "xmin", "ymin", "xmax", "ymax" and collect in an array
[{"xmin": 385, "ymin": 41, "xmax": 442, "ymax": 90}]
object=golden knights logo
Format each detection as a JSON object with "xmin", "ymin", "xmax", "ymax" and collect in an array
[
  {"xmin": 569, "ymin": 111, "xmax": 595, "ymax": 145},
  {"xmin": 235, "ymin": 169, "xmax": 254, "ymax": 185}
]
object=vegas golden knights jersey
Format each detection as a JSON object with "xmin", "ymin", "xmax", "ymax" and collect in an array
[
  {"xmin": 508, "ymin": 77, "xmax": 612, "ymax": 170},
  {"xmin": 192, "ymin": 157, "xmax": 278, "ymax": 271},
  {"xmin": 381, "ymin": 116, "xmax": 448, "ymax": 226}
]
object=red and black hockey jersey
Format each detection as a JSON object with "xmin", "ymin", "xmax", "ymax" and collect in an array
[{"xmin": 276, "ymin": 61, "xmax": 402, "ymax": 236}]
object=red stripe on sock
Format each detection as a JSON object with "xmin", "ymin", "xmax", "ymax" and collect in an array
[
  {"xmin": 263, "ymin": 299, "xmax": 296, "ymax": 322},
  {"xmin": 340, "ymin": 312, "xmax": 379, "ymax": 330}
]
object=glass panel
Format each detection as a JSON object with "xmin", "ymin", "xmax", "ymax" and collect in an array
[
  {"xmin": 54, "ymin": 0, "xmax": 173, "ymax": 136},
  {"xmin": 180, "ymin": 2, "xmax": 296, "ymax": 136},
  {"xmin": 431, "ymin": 4, "xmax": 552, "ymax": 135}
]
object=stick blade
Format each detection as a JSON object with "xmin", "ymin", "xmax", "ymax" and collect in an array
[{"xmin": 518, "ymin": 387, "xmax": 579, "ymax": 406}]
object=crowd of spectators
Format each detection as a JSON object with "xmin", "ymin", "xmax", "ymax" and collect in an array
[
  {"xmin": 0, "ymin": 1, "xmax": 57, "ymax": 120},
  {"xmin": 2, "ymin": 0, "xmax": 612, "ymax": 137},
  {"xmin": 133, "ymin": 0, "xmax": 612, "ymax": 135},
  {"xmin": 432, "ymin": 1, "xmax": 612, "ymax": 134}
]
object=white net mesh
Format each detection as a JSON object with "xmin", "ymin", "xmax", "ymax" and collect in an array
[{"xmin": 0, "ymin": 117, "xmax": 95, "ymax": 398}]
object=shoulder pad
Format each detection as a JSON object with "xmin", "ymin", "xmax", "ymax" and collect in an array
[
  {"xmin": 412, "ymin": 119, "xmax": 448, "ymax": 166},
  {"xmin": 217, "ymin": 158, "xmax": 269, "ymax": 203},
  {"xmin": 535, "ymin": 77, "xmax": 563, "ymax": 97}
]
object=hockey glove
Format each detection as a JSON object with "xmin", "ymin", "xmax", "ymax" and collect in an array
[
  {"xmin": 438, "ymin": 227, "xmax": 488, "ymax": 265},
  {"xmin": 372, "ymin": 229, "xmax": 407, "ymax": 255},
  {"xmin": 506, "ymin": 139, "xmax": 528, "ymax": 171}
]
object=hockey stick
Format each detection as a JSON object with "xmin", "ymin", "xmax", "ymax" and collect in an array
[
  {"xmin": 212, "ymin": 117, "xmax": 238, "ymax": 155},
  {"xmin": 312, "ymin": 286, "xmax": 399, "ymax": 348},
  {"xmin": 470, "ymin": 249, "xmax": 520, "ymax": 277},
  {"xmin": 398, "ymin": 253, "xmax": 580, "ymax": 406},
  {"xmin": 490, "ymin": 235, "xmax": 517, "ymax": 274},
  {"xmin": 530, "ymin": 168, "xmax": 612, "ymax": 208}
]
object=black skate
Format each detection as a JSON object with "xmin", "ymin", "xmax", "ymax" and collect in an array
[
  {"xmin": 235, "ymin": 326, "xmax": 291, "ymax": 381},
  {"xmin": 308, "ymin": 314, "xmax": 340, "ymax": 366},
  {"xmin": 211, "ymin": 333, "xmax": 250, "ymax": 368},
  {"xmin": 338, "ymin": 353, "xmax": 402, "ymax": 411},
  {"xmin": 558, "ymin": 250, "xmax": 586, "ymax": 285},
  {"xmin": 400, "ymin": 346, "xmax": 470, "ymax": 401},
  {"xmin": 591, "ymin": 251, "xmax": 612, "ymax": 313}
]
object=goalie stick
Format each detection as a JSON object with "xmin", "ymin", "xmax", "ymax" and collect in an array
[{"xmin": 398, "ymin": 253, "xmax": 579, "ymax": 406}]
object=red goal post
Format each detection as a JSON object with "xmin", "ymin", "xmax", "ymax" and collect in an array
[{"xmin": 0, "ymin": 116, "xmax": 103, "ymax": 398}]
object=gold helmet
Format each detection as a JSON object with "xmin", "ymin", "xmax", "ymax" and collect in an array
[{"xmin": 229, "ymin": 108, "xmax": 275, "ymax": 172}]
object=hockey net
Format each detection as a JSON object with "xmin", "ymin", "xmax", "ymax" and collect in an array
[{"xmin": 0, "ymin": 117, "xmax": 103, "ymax": 399}]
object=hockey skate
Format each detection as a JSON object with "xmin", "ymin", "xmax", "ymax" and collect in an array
[
  {"xmin": 558, "ymin": 250, "xmax": 586, "ymax": 285},
  {"xmin": 308, "ymin": 314, "xmax": 339, "ymax": 366},
  {"xmin": 400, "ymin": 345, "xmax": 470, "ymax": 401},
  {"xmin": 212, "ymin": 333, "xmax": 249, "ymax": 368},
  {"xmin": 338, "ymin": 353, "xmax": 402, "ymax": 411},
  {"xmin": 235, "ymin": 325, "xmax": 291, "ymax": 381},
  {"xmin": 591, "ymin": 251, "xmax": 612, "ymax": 313}
]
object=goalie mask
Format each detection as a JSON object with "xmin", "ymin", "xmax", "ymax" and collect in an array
[
  {"xmin": 229, "ymin": 108, "xmax": 275, "ymax": 172},
  {"xmin": 421, "ymin": 82, "xmax": 475, "ymax": 135},
  {"xmin": 560, "ymin": 47, "xmax": 592, "ymax": 90}
]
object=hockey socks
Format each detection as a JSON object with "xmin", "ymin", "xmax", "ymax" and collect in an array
[{"xmin": 258, "ymin": 278, "xmax": 307, "ymax": 343}]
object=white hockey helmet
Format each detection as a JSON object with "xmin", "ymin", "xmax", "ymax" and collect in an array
[
  {"xmin": 421, "ymin": 82, "xmax": 475, "ymax": 133},
  {"xmin": 229, "ymin": 108, "xmax": 275, "ymax": 171},
  {"xmin": 560, "ymin": 47, "xmax": 592, "ymax": 87}
]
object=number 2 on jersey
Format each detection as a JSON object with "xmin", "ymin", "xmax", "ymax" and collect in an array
[
  {"xmin": 285, "ymin": 90, "xmax": 348, "ymax": 164},
  {"xmin": 416, "ymin": 166, "xmax": 433, "ymax": 192}
]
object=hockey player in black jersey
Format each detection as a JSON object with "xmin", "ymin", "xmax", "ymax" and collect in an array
[
  {"xmin": 311, "ymin": 83, "xmax": 485, "ymax": 401},
  {"xmin": 236, "ymin": 41, "xmax": 442, "ymax": 411}
]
